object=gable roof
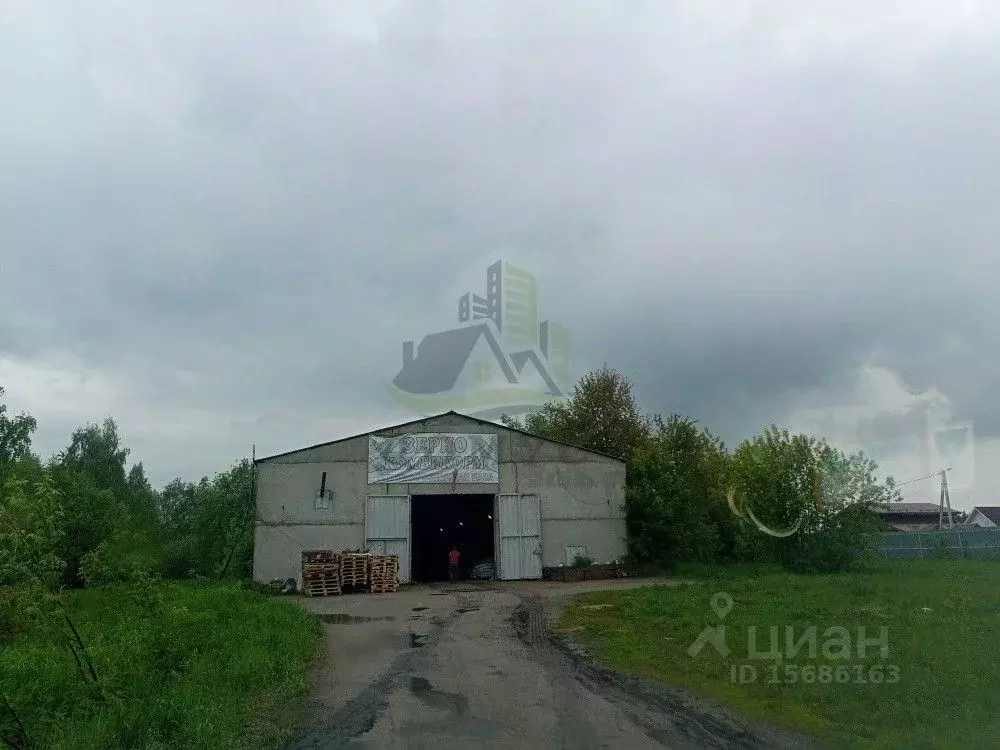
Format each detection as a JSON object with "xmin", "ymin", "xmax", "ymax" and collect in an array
[
  {"xmin": 254, "ymin": 410, "xmax": 625, "ymax": 464},
  {"xmin": 875, "ymin": 502, "xmax": 943, "ymax": 514},
  {"xmin": 509, "ymin": 349, "xmax": 563, "ymax": 397},
  {"xmin": 392, "ymin": 323, "xmax": 517, "ymax": 395},
  {"xmin": 970, "ymin": 506, "xmax": 1000, "ymax": 524}
]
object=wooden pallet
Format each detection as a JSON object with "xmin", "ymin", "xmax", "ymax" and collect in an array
[
  {"xmin": 340, "ymin": 553, "xmax": 370, "ymax": 587},
  {"xmin": 303, "ymin": 562, "xmax": 341, "ymax": 573},
  {"xmin": 302, "ymin": 549, "xmax": 338, "ymax": 564},
  {"xmin": 301, "ymin": 550, "xmax": 343, "ymax": 595},
  {"xmin": 303, "ymin": 576, "xmax": 338, "ymax": 584},
  {"xmin": 304, "ymin": 579, "xmax": 342, "ymax": 596},
  {"xmin": 368, "ymin": 555, "xmax": 400, "ymax": 593}
]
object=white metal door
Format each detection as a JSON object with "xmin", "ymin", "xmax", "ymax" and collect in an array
[
  {"xmin": 365, "ymin": 495, "xmax": 411, "ymax": 583},
  {"xmin": 498, "ymin": 494, "xmax": 542, "ymax": 580}
]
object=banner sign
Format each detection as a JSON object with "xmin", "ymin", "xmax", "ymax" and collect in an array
[{"xmin": 368, "ymin": 433, "xmax": 499, "ymax": 484}]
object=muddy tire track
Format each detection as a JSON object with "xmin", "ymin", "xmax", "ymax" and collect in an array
[
  {"xmin": 513, "ymin": 594, "xmax": 605, "ymax": 748},
  {"xmin": 286, "ymin": 596, "xmax": 478, "ymax": 749},
  {"xmin": 512, "ymin": 595, "xmax": 821, "ymax": 750}
]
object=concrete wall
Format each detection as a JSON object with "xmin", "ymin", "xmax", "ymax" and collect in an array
[{"xmin": 253, "ymin": 413, "xmax": 626, "ymax": 582}]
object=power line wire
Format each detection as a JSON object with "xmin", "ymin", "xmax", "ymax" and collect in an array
[{"xmin": 895, "ymin": 468, "xmax": 951, "ymax": 487}]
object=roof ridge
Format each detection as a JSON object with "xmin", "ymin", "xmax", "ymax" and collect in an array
[{"xmin": 255, "ymin": 409, "xmax": 625, "ymax": 463}]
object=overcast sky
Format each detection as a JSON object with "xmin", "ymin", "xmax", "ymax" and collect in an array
[{"xmin": 2, "ymin": 1, "xmax": 998, "ymax": 507}]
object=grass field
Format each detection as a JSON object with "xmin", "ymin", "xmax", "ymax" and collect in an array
[
  {"xmin": 558, "ymin": 561, "xmax": 1000, "ymax": 749},
  {"xmin": 1, "ymin": 580, "xmax": 322, "ymax": 749}
]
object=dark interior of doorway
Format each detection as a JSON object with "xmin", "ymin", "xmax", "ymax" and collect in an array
[{"xmin": 410, "ymin": 494, "xmax": 495, "ymax": 582}]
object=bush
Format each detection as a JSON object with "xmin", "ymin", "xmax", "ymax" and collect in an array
[
  {"xmin": 0, "ymin": 584, "xmax": 55, "ymax": 643},
  {"xmin": 571, "ymin": 554, "xmax": 594, "ymax": 568},
  {"xmin": 0, "ymin": 475, "xmax": 66, "ymax": 589},
  {"xmin": 729, "ymin": 426, "xmax": 901, "ymax": 573},
  {"xmin": 80, "ymin": 529, "xmax": 159, "ymax": 586},
  {"xmin": 625, "ymin": 415, "xmax": 728, "ymax": 568},
  {"xmin": 783, "ymin": 505, "xmax": 883, "ymax": 573}
]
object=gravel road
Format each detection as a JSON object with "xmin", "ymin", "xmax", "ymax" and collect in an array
[{"xmin": 286, "ymin": 582, "xmax": 820, "ymax": 750}]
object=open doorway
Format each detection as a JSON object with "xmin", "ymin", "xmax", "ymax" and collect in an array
[{"xmin": 410, "ymin": 494, "xmax": 495, "ymax": 582}]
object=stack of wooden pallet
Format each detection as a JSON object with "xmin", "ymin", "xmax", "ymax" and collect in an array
[
  {"xmin": 369, "ymin": 554, "xmax": 400, "ymax": 594},
  {"xmin": 301, "ymin": 550, "xmax": 342, "ymax": 596},
  {"xmin": 339, "ymin": 552, "xmax": 370, "ymax": 591}
]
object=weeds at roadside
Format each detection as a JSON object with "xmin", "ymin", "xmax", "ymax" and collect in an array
[{"xmin": 0, "ymin": 580, "xmax": 322, "ymax": 749}]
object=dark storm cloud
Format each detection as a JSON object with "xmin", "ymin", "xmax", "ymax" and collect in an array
[{"xmin": 2, "ymin": 1, "xmax": 999, "ymax": 483}]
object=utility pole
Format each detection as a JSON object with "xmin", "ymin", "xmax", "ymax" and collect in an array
[{"xmin": 938, "ymin": 468, "xmax": 954, "ymax": 530}]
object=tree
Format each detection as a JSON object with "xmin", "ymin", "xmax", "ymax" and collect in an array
[
  {"xmin": 46, "ymin": 463, "xmax": 123, "ymax": 586},
  {"xmin": 47, "ymin": 420, "xmax": 170, "ymax": 585},
  {"xmin": 729, "ymin": 426, "xmax": 901, "ymax": 572},
  {"xmin": 158, "ymin": 478, "xmax": 199, "ymax": 578},
  {"xmin": 625, "ymin": 415, "xmax": 729, "ymax": 567},
  {"xmin": 125, "ymin": 462, "xmax": 161, "ymax": 536},
  {"xmin": 59, "ymin": 419, "xmax": 129, "ymax": 500},
  {"xmin": 0, "ymin": 473, "xmax": 64, "ymax": 589},
  {"xmin": 0, "ymin": 473, "xmax": 65, "ymax": 640},
  {"xmin": 502, "ymin": 365, "xmax": 649, "ymax": 460},
  {"xmin": 76, "ymin": 463, "xmax": 163, "ymax": 587},
  {"xmin": 0, "ymin": 387, "xmax": 37, "ymax": 489},
  {"xmin": 159, "ymin": 461, "xmax": 254, "ymax": 579}
]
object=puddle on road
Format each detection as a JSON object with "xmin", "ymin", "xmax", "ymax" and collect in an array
[
  {"xmin": 412, "ymin": 606, "xmax": 429, "ymax": 611},
  {"xmin": 409, "ymin": 676, "xmax": 469, "ymax": 716},
  {"xmin": 318, "ymin": 614, "xmax": 395, "ymax": 624},
  {"xmin": 410, "ymin": 632, "xmax": 426, "ymax": 648}
]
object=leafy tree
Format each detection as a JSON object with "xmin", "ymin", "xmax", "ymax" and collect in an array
[
  {"xmin": 122, "ymin": 462, "xmax": 163, "ymax": 570},
  {"xmin": 502, "ymin": 364, "xmax": 649, "ymax": 460},
  {"xmin": 0, "ymin": 473, "xmax": 65, "ymax": 639},
  {"xmin": 729, "ymin": 426, "xmax": 901, "ymax": 572},
  {"xmin": 0, "ymin": 386, "xmax": 37, "ymax": 489},
  {"xmin": 625, "ymin": 415, "xmax": 729, "ymax": 567},
  {"xmin": 159, "ymin": 478, "xmax": 199, "ymax": 577},
  {"xmin": 159, "ymin": 461, "xmax": 254, "ymax": 578},
  {"xmin": 213, "ymin": 459, "xmax": 255, "ymax": 578},
  {"xmin": 126, "ymin": 463, "xmax": 160, "ymax": 529},
  {"xmin": 0, "ymin": 473, "xmax": 65, "ymax": 588},
  {"xmin": 59, "ymin": 419, "xmax": 129, "ymax": 500},
  {"xmin": 46, "ymin": 463, "xmax": 123, "ymax": 586},
  {"xmin": 47, "ymin": 420, "xmax": 168, "ymax": 585}
]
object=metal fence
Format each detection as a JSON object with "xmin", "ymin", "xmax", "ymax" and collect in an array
[{"xmin": 878, "ymin": 527, "xmax": 1000, "ymax": 559}]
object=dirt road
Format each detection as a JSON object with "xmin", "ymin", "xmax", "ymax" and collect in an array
[{"xmin": 286, "ymin": 580, "xmax": 817, "ymax": 750}]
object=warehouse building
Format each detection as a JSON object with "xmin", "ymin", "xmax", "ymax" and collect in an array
[{"xmin": 253, "ymin": 411, "xmax": 626, "ymax": 584}]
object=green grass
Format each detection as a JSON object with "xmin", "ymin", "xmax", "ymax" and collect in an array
[
  {"xmin": 1, "ymin": 580, "xmax": 323, "ymax": 749},
  {"xmin": 558, "ymin": 560, "xmax": 1000, "ymax": 749}
]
